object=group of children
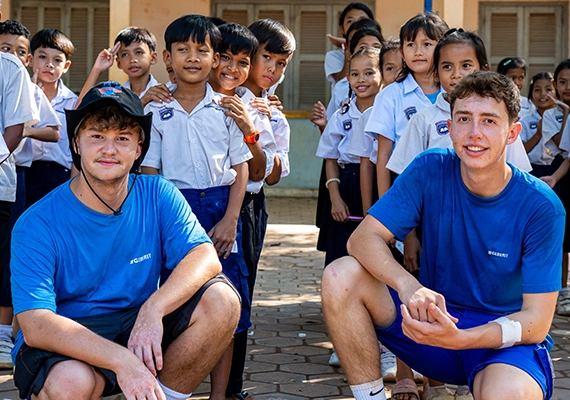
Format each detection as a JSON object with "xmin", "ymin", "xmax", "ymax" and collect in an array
[
  {"xmin": 312, "ymin": 3, "xmax": 570, "ymax": 399},
  {"xmin": 0, "ymin": 11, "xmax": 295, "ymax": 400}
]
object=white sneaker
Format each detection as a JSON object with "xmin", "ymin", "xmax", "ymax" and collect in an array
[
  {"xmin": 0, "ymin": 339, "xmax": 13, "ymax": 369},
  {"xmin": 328, "ymin": 350, "xmax": 341, "ymax": 367},
  {"xmin": 557, "ymin": 290, "xmax": 570, "ymax": 316},
  {"xmin": 380, "ymin": 347, "xmax": 397, "ymax": 381}
]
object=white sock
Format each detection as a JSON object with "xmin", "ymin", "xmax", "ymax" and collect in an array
[
  {"xmin": 157, "ymin": 378, "xmax": 192, "ymax": 400},
  {"xmin": 0, "ymin": 324, "xmax": 11, "ymax": 342},
  {"xmin": 350, "ymin": 378, "xmax": 386, "ymax": 400}
]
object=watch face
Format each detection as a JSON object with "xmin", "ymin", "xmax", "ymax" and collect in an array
[{"xmin": 254, "ymin": 132, "xmax": 260, "ymax": 142}]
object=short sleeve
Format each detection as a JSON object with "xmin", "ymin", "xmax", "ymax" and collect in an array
[
  {"xmin": 141, "ymin": 105, "xmax": 162, "ymax": 170},
  {"xmin": 365, "ymin": 88, "xmax": 397, "ymax": 142},
  {"xmin": 324, "ymin": 50, "xmax": 345, "ymax": 83},
  {"xmin": 226, "ymin": 117, "xmax": 253, "ymax": 166},
  {"xmin": 542, "ymin": 108, "xmax": 560, "ymax": 143},
  {"xmin": 386, "ymin": 112, "xmax": 429, "ymax": 174},
  {"xmin": 2, "ymin": 59, "xmax": 39, "ymax": 129},
  {"xmin": 316, "ymin": 111, "xmax": 342, "ymax": 160},
  {"xmin": 506, "ymin": 136, "xmax": 532, "ymax": 172}
]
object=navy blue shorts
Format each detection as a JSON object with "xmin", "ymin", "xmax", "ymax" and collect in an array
[{"xmin": 375, "ymin": 287, "xmax": 554, "ymax": 399}]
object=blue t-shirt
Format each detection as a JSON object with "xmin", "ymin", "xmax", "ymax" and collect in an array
[
  {"xmin": 11, "ymin": 174, "xmax": 211, "ymax": 319},
  {"xmin": 369, "ymin": 149, "xmax": 565, "ymax": 315}
]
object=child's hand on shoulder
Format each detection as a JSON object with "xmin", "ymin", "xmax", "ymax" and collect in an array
[
  {"xmin": 268, "ymin": 95, "xmax": 283, "ymax": 111},
  {"xmin": 548, "ymin": 93, "xmax": 570, "ymax": 112},
  {"xmin": 93, "ymin": 42, "xmax": 121, "ymax": 73},
  {"xmin": 250, "ymin": 97, "xmax": 272, "ymax": 119},
  {"xmin": 541, "ymin": 175, "xmax": 557, "ymax": 188},
  {"xmin": 141, "ymin": 84, "xmax": 174, "ymax": 107},
  {"xmin": 310, "ymin": 101, "xmax": 327, "ymax": 129},
  {"xmin": 219, "ymin": 95, "xmax": 256, "ymax": 137}
]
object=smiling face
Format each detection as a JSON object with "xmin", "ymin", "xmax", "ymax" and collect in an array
[
  {"xmin": 209, "ymin": 50, "xmax": 251, "ymax": 95},
  {"xmin": 449, "ymin": 94, "xmax": 520, "ymax": 174},
  {"xmin": 401, "ymin": 29, "xmax": 437, "ymax": 76},
  {"xmin": 0, "ymin": 34, "xmax": 31, "ymax": 66},
  {"xmin": 556, "ymin": 68, "xmax": 570, "ymax": 104},
  {"xmin": 505, "ymin": 67, "xmax": 525, "ymax": 92},
  {"xmin": 245, "ymin": 44, "xmax": 291, "ymax": 94},
  {"xmin": 437, "ymin": 43, "xmax": 481, "ymax": 93},
  {"xmin": 530, "ymin": 78, "xmax": 555, "ymax": 113},
  {"xmin": 348, "ymin": 54, "xmax": 381, "ymax": 101},
  {"xmin": 116, "ymin": 41, "xmax": 157, "ymax": 79},
  {"xmin": 31, "ymin": 46, "xmax": 71, "ymax": 84},
  {"xmin": 165, "ymin": 35, "xmax": 219, "ymax": 86}
]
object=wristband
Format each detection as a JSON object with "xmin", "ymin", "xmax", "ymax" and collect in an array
[
  {"xmin": 244, "ymin": 130, "xmax": 260, "ymax": 144},
  {"xmin": 325, "ymin": 178, "xmax": 340, "ymax": 189},
  {"xmin": 490, "ymin": 316, "xmax": 522, "ymax": 349}
]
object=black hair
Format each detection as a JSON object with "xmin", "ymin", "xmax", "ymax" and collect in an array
[
  {"xmin": 248, "ymin": 19, "xmax": 296, "ymax": 55},
  {"xmin": 527, "ymin": 71, "xmax": 554, "ymax": 102},
  {"xmin": 209, "ymin": 17, "xmax": 227, "ymax": 27},
  {"xmin": 345, "ymin": 18, "xmax": 381, "ymax": 46},
  {"xmin": 554, "ymin": 59, "xmax": 570, "ymax": 83},
  {"xmin": 218, "ymin": 23, "xmax": 259, "ymax": 60},
  {"xmin": 380, "ymin": 38, "xmax": 400, "ymax": 70},
  {"xmin": 348, "ymin": 26, "xmax": 384, "ymax": 54},
  {"xmin": 432, "ymin": 28, "xmax": 488, "ymax": 75},
  {"xmin": 496, "ymin": 57, "xmax": 526, "ymax": 75},
  {"xmin": 164, "ymin": 14, "xmax": 222, "ymax": 53},
  {"xmin": 396, "ymin": 13, "xmax": 449, "ymax": 82},
  {"xmin": 30, "ymin": 28, "xmax": 74, "ymax": 59},
  {"xmin": 0, "ymin": 20, "xmax": 30, "ymax": 38},
  {"xmin": 338, "ymin": 2, "xmax": 374, "ymax": 36},
  {"xmin": 114, "ymin": 26, "xmax": 157, "ymax": 52},
  {"xmin": 342, "ymin": 47, "xmax": 381, "ymax": 114}
]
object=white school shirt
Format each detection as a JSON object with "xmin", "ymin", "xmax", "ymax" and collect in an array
[
  {"xmin": 267, "ymin": 74, "xmax": 285, "ymax": 97},
  {"xmin": 316, "ymin": 105, "xmax": 362, "ymax": 166},
  {"xmin": 326, "ymin": 77, "xmax": 350, "ymax": 120},
  {"xmin": 541, "ymin": 106, "xmax": 566, "ymax": 157},
  {"xmin": 31, "ymin": 79, "xmax": 77, "ymax": 169},
  {"xmin": 14, "ymin": 83, "xmax": 61, "ymax": 167},
  {"xmin": 0, "ymin": 52, "xmax": 40, "ymax": 202},
  {"xmin": 143, "ymin": 83, "xmax": 252, "ymax": 190},
  {"xmin": 520, "ymin": 109, "xmax": 554, "ymax": 165},
  {"xmin": 519, "ymin": 96, "xmax": 536, "ymax": 119},
  {"xmin": 325, "ymin": 49, "xmax": 344, "ymax": 85},
  {"xmin": 270, "ymin": 107, "xmax": 290, "ymax": 178},
  {"xmin": 365, "ymin": 73, "xmax": 434, "ymax": 147},
  {"xmin": 124, "ymin": 74, "xmax": 159, "ymax": 98},
  {"xmin": 348, "ymin": 106, "xmax": 374, "ymax": 160},
  {"xmin": 235, "ymin": 86, "xmax": 277, "ymax": 194},
  {"xmin": 387, "ymin": 92, "xmax": 532, "ymax": 174}
]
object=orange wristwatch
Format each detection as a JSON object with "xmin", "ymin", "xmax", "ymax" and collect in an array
[{"xmin": 244, "ymin": 130, "xmax": 260, "ymax": 144}]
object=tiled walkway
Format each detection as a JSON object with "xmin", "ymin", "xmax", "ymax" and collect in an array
[{"xmin": 2, "ymin": 196, "xmax": 570, "ymax": 399}]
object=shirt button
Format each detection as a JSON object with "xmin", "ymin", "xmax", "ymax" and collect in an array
[
  {"xmin": 200, "ymin": 192, "xmax": 206, "ymax": 198},
  {"xmin": 191, "ymin": 139, "xmax": 195, "ymax": 143}
]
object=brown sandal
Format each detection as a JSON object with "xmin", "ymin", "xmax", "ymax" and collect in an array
[{"xmin": 391, "ymin": 378, "xmax": 419, "ymax": 400}]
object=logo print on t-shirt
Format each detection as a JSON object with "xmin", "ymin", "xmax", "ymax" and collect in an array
[
  {"xmin": 557, "ymin": 115, "xmax": 564, "ymax": 123},
  {"xmin": 159, "ymin": 107, "xmax": 174, "ymax": 121},
  {"xmin": 435, "ymin": 120, "xmax": 449, "ymax": 136},
  {"xmin": 343, "ymin": 120, "xmax": 352, "ymax": 131},
  {"xmin": 530, "ymin": 121, "xmax": 538, "ymax": 130},
  {"xmin": 404, "ymin": 106, "xmax": 417, "ymax": 120}
]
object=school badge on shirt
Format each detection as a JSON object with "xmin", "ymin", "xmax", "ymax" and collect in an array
[
  {"xmin": 435, "ymin": 120, "xmax": 449, "ymax": 136},
  {"xmin": 343, "ymin": 120, "xmax": 352, "ymax": 131},
  {"xmin": 557, "ymin": 115, "xmax": 564, "ymax": 123},
  {"xmin": 530, "ymin": 121, "xmax": 538, "ymax": 130},
  {"xmin": 404, "ymin": 106, "xmax": 417, "ymax": 120},
  {"xmin": 159, "ymin": 107, "xmax": 174, "ymax": 121}
]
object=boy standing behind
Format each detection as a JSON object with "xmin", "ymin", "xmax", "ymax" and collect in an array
[
  {"xmin": 141, "ymin": 15, "xmax": 253, "ymax": 400},
  {"xmin": 26, "ymin": 28, "xmax": 76, "ymax": 206},
  {"xmin": 79, "ymin": 27, "xmax": 159, "ymax": 100}
]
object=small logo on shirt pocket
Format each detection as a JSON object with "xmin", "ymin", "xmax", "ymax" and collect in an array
[
  {"xmin": 557, "ymin": 115, "xmax": 564, "ymax": 123},
  {"xmin": 343, "ymin": 120, "xmax": 352, "ymax": 131},
  {"xmin": 530, "ymin": 121, "xmax": 538, "ymax": 130},
  {"xmin": 404, "ymin": 106, "xmax": 417, "ymax": 120},
  {"xmin": 159, "ymin": 107, "xmax": 174, "ymax": 121},
  {"xmin": 435, "ymin": 120, "xmax": 449, "ymax": 136}
]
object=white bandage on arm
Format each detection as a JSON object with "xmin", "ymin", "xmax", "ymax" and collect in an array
[{"xmin": 490, "ymin": 316, "xmax": 522, "ymax": 349}]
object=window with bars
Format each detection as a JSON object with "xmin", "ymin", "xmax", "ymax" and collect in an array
[
  {"xmin": 214, "ymin": 1, "xmax": 374, "ymax": 111},
  {"xmin": 480, "ymin": 2, "xmax": 567, "ymax": 87},
  {"xmin": 12, "ymin": 0, "xmax": 110, "ymax": 93}
]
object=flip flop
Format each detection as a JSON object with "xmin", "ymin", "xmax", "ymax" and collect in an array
[{"xmin": 391, "ymin": 378, "xmax": 419, "ymax": 400}]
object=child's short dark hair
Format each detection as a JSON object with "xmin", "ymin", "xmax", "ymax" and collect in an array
[
  {"xmin": 164, "ymin": 14, "xmax": 222, "ymax": 53},
  {"xmin": 348, "ymin": 27, "xmax": 384, "ymax": 54},
  {"xmin": 218, "ymin": 23, "xmax": 259, "ymax": 60},
  {"xmin": 248, "ymin": 19, "xmax": 296, "ymax": 55},
  {"xmin": 339, "ymin": 3, "xmax": 374, "ymax": 31},
  {"xmin": 433, "ymin": 28, "xmax": 488, "ymax": 75},
  {"xmin": 380, "ymin": 38, "xmax": 400, "ymax": 70},
  {"xmin": 30, "ymin": 28, "xmax": 74, "ymax": 59},
  {"xmin": 114, "ymin": 26, "xmax": 157, "ymax": 52},
  {"xmin": 345, "ymin": 18, "xmax": 381, "ymax": 44},
  {"xmin": 449, "ymin": 70, "xmax": 520, "ymax": 124},
  {"xmin": 497, "ymin": 57, "xmax": 526, "ymax": 75},
  {"xmin": 209, "ymin": 17, "xmax": 227, "ymax": 27},
  {"xmin": 0, "ymin": 20, "xmax": 30, "ymax": 39},
  {"xmin": 554, "ymin": 59, "xmax": 570, "ymax": 83},
  {"xmin": 528, "ymin": 71, "xmax": 554, "ymax": 101}
]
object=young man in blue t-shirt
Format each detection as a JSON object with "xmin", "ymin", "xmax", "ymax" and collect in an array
[
  {"xmin": 322, "ymin": 71, "xmax": 565, "ymax": 400},
  {"xmin": 10, "ymin": 82, "xmax": 241, "ymax": 400}
]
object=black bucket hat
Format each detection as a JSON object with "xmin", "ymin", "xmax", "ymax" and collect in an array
[{"xmin": 66, "ymin": 81, "xmax": 153, "ymax": 173}]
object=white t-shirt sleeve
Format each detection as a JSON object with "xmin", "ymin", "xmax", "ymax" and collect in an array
[
  {"xmin": 386, "ymin": 112, "xmax": 428, "ymax": 174},
  {"xmin": 542, "ymin": 108, "xmax": 561, "ymax": 143},
  {"xmin": 316, "ymin": 111, "xmax": 342, "ymax": 160},
  {"xmin": 559, "ymin": 116, "xmax": 570, "ymax": 153},
  {"xmin": 226, "ymin": 117, "xmax": 253, "ymax": 166},
  {"xmin": 324, "ymin": 50, "xmax": 345, "ymax": 83},
  {"xmin": 365, "ymin": 89, "xmax": 396, "ymax": 142},
  {"xmin": 141, "ymin": 106, "xmax": 162, "ymax": 170},
  {"xmin": 34, "ymin": 87, "xmax": 61, "ymax": 129},
  {"xmin": 506, "ymin": 135, "xmax": 532, "ymax": 172},
  {"xmin": 271, "ymin": 111, "xmax": 291, "ymax": 177}
]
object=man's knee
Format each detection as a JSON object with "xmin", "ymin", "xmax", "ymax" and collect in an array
[
  {"xmin": 322, "ymin": 256, "xmax": 370, "ymax": 303},
  {"xmin": 198, "ymin": 281, "xmax": 240, "ymax": 328},
  {"xmin": 37, "ymin": 360, "xmax": 104, "ymax": 400},
  {"xmin": 474, "ymin": 363, "xmax": 544, "ymax": 400}
]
